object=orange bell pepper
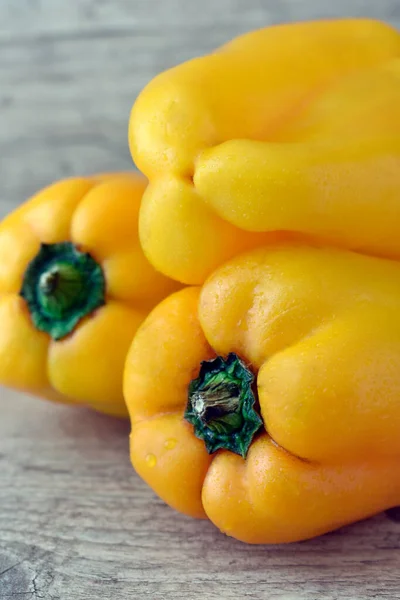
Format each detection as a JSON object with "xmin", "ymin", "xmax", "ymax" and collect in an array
[
  {"xmin": 125, "ymin": 245, "xmax": 400, "ymax": 543},
  {"xmin": 129, "ymin": 18, "xmax": 400, "ymax": 284},
  {"xmin": 0, "ymin": 173, "xmax": 179, "ymax": 416}
]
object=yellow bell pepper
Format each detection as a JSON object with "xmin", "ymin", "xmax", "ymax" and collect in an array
[
  {"xmin": 0, "ymin": 173, "xmax": 179, "ymax": 416},
  {"xmin": 125, "ymin": 245, "xmax": 400, "ymax": 543},
  {"xmin": 129, "ymin": 18, "xmax": 400, "ymax": 284}
]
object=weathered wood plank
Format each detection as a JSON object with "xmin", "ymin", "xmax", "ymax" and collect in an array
[{"xmin": 1, "ymin": 390, "xmax": 400, "ymax": 600}]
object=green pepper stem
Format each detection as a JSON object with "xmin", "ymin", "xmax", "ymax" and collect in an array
[
  {"xmin": 38, "ymin": 263, "xmax": 85, "ymax": 315},
  {"xmin": 191, "ymin": 380, "xmax": 241, "ymax": 424},
  {"xmin": 184, "ymin": 353, "xmax": 262, "ymax": 458},
  {"xmin": 20, "ymin": 242, "xmax": 105, "ymax": 340}
]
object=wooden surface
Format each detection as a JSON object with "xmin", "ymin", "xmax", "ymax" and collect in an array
[{"xmin": 1, "ymin": 1, "xmax": 400, "ymax": 598}]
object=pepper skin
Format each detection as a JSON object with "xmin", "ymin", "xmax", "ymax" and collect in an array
[
  {"xmin": 0, "ymin": 173, "xmax": 179, "ymax": 417},
  {"xmin": 129, "ymin": 19, "xmax": 400, "ymax": 284},
  {"xmin": 125, "ymin": 245, "xmax": 400, "ymax": 543}
]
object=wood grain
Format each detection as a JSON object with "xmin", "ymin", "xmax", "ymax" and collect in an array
[
  {"xmin": 1, "ymin": 1, "xmax": 400, "ymax": 598},
  {"xmin": 1, "ymin": 390, "xmax": 400, "ymax": 600}
]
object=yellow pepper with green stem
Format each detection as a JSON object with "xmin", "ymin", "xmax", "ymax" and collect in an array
[
  {"xmin": 0, "ymin": 173, "xmax": 179, "ymax": 416},
  {"xmin": 124, "ymin": 244, "xmax": 400, "ymax": 543},
  {"xmin": 129, "ymin": 18, "xmax": 400, "ymax": 284}
]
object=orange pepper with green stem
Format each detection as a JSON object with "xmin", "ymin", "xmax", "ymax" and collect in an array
[
  {"xmin": 129, "ymin": 18, "xmax": 400, "ymax": 284},
  {"xmin": 125, "ymin": 245, "xmax": 400, "ymax": 543},
  {"xmin": 0, "ymin": 173, "xmax": 179, "ymax": 417}
]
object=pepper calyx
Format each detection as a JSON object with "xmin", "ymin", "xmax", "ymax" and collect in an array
[
  {"xmin": 20, "ymin": 242, "xmax": 105, "ymax": 340},
  {"xmin": 184, "ymin": 353, "xmax": 262, "ymax": 458}
]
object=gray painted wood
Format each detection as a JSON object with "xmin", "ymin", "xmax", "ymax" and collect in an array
[
  {"xmin": 1, "ymin": 390, "xmax": 400, "ymax": 600},
  {"xmin": 1, "ymin": 1, "xmax": 400, "ymax": 598}
]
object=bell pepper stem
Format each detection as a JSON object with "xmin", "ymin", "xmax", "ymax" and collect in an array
[
  {"xmin": 20, "ymin": 242, "xmax": 105, "ymax": 340},
  {"xmin": 184, "ymin": 353, "xmax": 262, "ymax": 458}
]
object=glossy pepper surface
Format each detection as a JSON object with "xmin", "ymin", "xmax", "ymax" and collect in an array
[
  {"xmin": 129, "ymin": 18, "xmax": 400, "ymax": 284},
  {"xmin": 0, "ymin": 173, "xmax": 179, "ymax": 416},
  {"xmin": 125, "ymin": 245, "xmax": 400, "ymax": 543}
]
